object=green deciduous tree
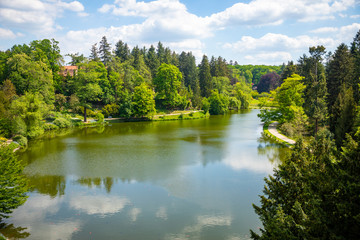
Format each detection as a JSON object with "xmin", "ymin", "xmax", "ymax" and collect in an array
[
  {"xmin": 0, "ymin": 144, "xmax": 28, "ymax": 219},
  {"xmin": 7, "ymin": 54, "xmax": 54, "ymax": 104},
  {"xmin": 154, "ymin": 63, "xmax": 182, "ymax": 109},
  {"xmin": 74, "ymin": 61, "xmax": 105, "ymax": 122},
  {"xmin": 10, "ymin": 92, "xmax": 49, "ymax": 138},
  {"xmin": 132, "ymin": 83, "xmax": 156, "ymax": 117},
  {"xmin": 208, "ymin": 90, "xmax": 229, "ymax": 115}
]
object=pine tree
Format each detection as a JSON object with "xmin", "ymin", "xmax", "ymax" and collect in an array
[
  {"xmin": 298, "ymin": 46, "xmax": 328, "ymax": 135},
  {"xmin": 99, "ymin": 36, "xmax": 112, "ymax": 65},
  {"xmin": 114, "ymin": 40, "xmax": 130, "ymax": 62},
  {"xmin": 145, "ymin": 45, "xmax": 160, "ymax": 79},
  {"xmin": 199, "ymin": 55, "xmax": 212, "ymax": 98},
  {"xmin": 89, "ymin": 43, "xmax": 100, "ymax": 62},
  {"xmin": 0, "ymin": 144, "xmax": 28, "ymax": 219},
  {"xmin": 350, "ymin": 30, "xmax": 360, "ymax": 102},
  {"xmin": 156, "ymin": 42, "xmax": 165, "ymax": 64},
  {"xmin": 332, "ymin": 85, "xmax": 356, "ymax": 146},
  {"xmin": 327, "ymin": 44, "xmax": 355, "ymax": 136}
]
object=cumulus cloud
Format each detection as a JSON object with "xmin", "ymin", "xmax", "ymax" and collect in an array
[
  {"xmin": 0, "ymin": 27, "xmax": 22, "ymax": 39},
  {"xmin": 0, "ymin": 0, "xmax": 87, "ymax": 35},
  {"xmin": 224, "ymin": 33, "xmax": 335, "ymax": 53},
  {"xmin": 222, "ymin": 21, "xmax": 360, "ymax": 65}
]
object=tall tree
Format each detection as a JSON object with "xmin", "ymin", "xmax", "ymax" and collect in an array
[
  {"xmin": 350, "ymin": 29, "xmax": 360, "ymax": 102},
  {"xmin": 156, "ymin": 42, "xmax": 165, "ymax": 64},
  {"xmin": 7, "ymin": 53, "xmax": 54, "ymax": 104},
  {"xmin": 199, "ymin": 55, "xmax": 212, "ymax": 97},
  {"xmin": 114, "ymin": 40, "xmax": 130, "ymax": 62},
  {"xmin": 327, "ymin": 43, "xmax": 355, "ymax": 135},
  {"xmin": 154, "ymin": 63, "xmax": 182, "ymax": 108},
  {"xmin": 299, "ymin": 46, "xmax": 328, "ymax": 134},
  {"xmin": 99, "ymin": 36, "xmax": 112, "ymax": 65},
  {"xmin": 75, "ymin": 61, "xmax": 105, "ymax": 122},
  {"xmin": 145, "ymin": 45, "xmax": 160, "ymax": 79},
  {"xmin": 0, "ymin": 144, "xmax": 28, "ymax": 219},
  {"xmin": 132, "ymin": 83, "xmax": 156, "ymax": 118},
  {"xmin": 89, "ymin": 43, "xmax": 100, "ymax": 62}
]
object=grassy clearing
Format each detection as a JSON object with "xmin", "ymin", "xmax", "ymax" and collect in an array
[{"xmin": 153, "ymin": 111, "xmax": 209, "ymax": 121}]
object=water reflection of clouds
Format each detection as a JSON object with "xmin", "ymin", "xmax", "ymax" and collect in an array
[
  {"xmin": 223, "ymin": 154, "xmax": 275, "ymax": 174},
  {"xmin": 128, "ymin": 207, "xmax": 141, "ymax": 222},
  {"xmin": 69, "ymin": 194, "xmax": 130, "ymax": 216},
  {"xmin": 8, "ymin": 194, "xmax": 81, "ymax": 240},
  {"xmin": 165, "ymin": 214, "xmax": 232, "ymax": 240},
  {"xmin": 155, "ymin": 206, "xmax": 168, "ymax": 220}
]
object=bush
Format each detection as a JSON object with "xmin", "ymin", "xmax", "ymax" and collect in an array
[
  {"xmin": 95, "ymin": 112, "xmax": 104, "ymax": 123},
  {"xmin": 13, "ymin": 135, "xmax": 27, "ymax": 147},
  {"xmin": 102, "ymin": 103, "xmax": 120, "ymax": 117},
  {"xmin": 201, "ymin": 98, "xmax": 210, "ymax": 113},
  {"xmin": 43, "ymin": 123, "xmax": 59, "ymax": 131},
  {"xmin": 53, "ymin": 117, "xmax": 72, "ymax": 128}
]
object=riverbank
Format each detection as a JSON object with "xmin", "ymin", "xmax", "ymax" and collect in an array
[{"xmin": 263, "ymin": 121, "xmax": 295, "ymax": 146}]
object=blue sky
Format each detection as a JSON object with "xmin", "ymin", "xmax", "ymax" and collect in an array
[{"xmin": 0, "ymin": 0, "xmax": 359, "ymax": 65}]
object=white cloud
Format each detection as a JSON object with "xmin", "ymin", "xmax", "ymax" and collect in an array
[
  {"xmin": 310, "ymin": 23, "xmax": 360, "ymax": 42},
  {"xmin": 311, "ymin": 27, "xmax": 339, "ymax": 33},
  {"xmin": 0, "ymin": 0, "xmax": 86, "ymax": 35},
  {"xmin": 351, "ymin": 15, "xmax": 360, "ymax": 19},
  {"xmin": 224, "ymin": 33, "xmax": 335, "ymax": 53},
  {"xmin": 69, "ymin": 194, "xmax": 130, "ymax": 216},
  {"xmin": 0, "ymin": 27, "xmax": 21, "ymax": 39}
]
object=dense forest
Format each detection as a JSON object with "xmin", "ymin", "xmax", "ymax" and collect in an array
[
  {"xmin": 252, "ymin": 30, "xmax": 360, "ymax": 239},
  {"xmin": 0, "ymin": 37, "xmax": 284, "ymax": 144}
]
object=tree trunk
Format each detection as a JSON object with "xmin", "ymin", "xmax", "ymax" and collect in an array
[{"xmin": 84, "ymin": 106, "xmax": 87, "ymax": 123}]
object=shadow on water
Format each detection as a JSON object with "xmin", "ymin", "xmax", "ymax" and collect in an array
[{"xmin": 0, "ymin": 222, "xmax": 30, "ymax": 239}]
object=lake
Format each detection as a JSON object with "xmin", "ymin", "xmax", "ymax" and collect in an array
[{"xmin": 0, "ymin": 109, "xmax": 288, "ymax": 240}]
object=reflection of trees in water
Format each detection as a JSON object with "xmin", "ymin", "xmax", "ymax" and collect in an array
[
  {"xmin": 76, "ymin": 177, "xmax": 114, "ymax": 193},
  {"xmin": 0, "ymin": 222, "xmax": 30, "ymax": 239},
  {"xmin": 27, "ymin": 175, "xmax": 66, "ymax": 198},
  {"xmin": 257, "ymin": 133, "xmax": 291, "ymax": 164}
]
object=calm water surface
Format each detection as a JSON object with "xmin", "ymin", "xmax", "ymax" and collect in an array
[{"xmin": 1, "ymin": 110, "xmax": 288, "ymax": 240}]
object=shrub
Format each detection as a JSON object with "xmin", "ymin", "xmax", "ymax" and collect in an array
[
  {"xmin": 13, "ymin": 135, "xmax": 27, "ymax": 147},
  {"xmin": 53, "ymin": 117, "xmax": 72, "ymax": 128},
  {"xmin": 95, "ymin": 112, "xmax": 104, "ymax": 123},
  {"xmin": 102, "ymin": 103, "xmax": 120, "ymax": 117}
]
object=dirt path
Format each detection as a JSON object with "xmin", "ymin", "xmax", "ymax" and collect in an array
[{"xmin": 268, "ymin": 122, "xmax": 296, "ymax": 145}]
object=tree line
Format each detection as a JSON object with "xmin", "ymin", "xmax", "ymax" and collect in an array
[
  {"xmin": 252, "ymin": 30, "xmax": 360, "ymax": 239},
  {"xmin": 0, "ymin": 37, "xmax": 270, "ymax": 142}
]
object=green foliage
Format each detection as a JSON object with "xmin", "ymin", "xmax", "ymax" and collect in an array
[
  {"xmin": 251, "ymin": 130, "xmax": 360, "ymax": 239},
  {"xmin": 7, "ymin": 53, "xmax": 54, "ymax": 104},
  {"xmin": 12, "ymin": 135, "xmax": 27, "ymax": 147},
  {"xmin": 201, "ymin": 97, "xmax": 210, "ymax": 113},
  {"xmin": 132, "ymin": 83, "xmax": 156, "ymax": 117},
  {"xmin": 95, "ymin": 112, "xmax": 104, "ymax": 123},
  {"xmin": 53, "ymin": 117, "xmax": 72, "ymax": 128},
  {"xmin": 102, "ymin": 103, "xmax": 120, "ymax": 117},
  {"xmin": 208, "ymin": 90, "xmax": 229, "ymax": 115},
  {"xmin": 10, "ymin": 92, "xmax": 49, "ymax": 138},
  {"xmin": 234, "ymin": 81, "xmax": 252, "ymax": 109},
  {"xmin": 199, "ymin": 55, "xmax": 212, "ymax": 97},
  {"xmin": 0, "ymin": 143, "xmax": 28, "ymax": 219},
  {"xmin": 154, "ymin": 63, "xmax": 183, "ymax": 109}
]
